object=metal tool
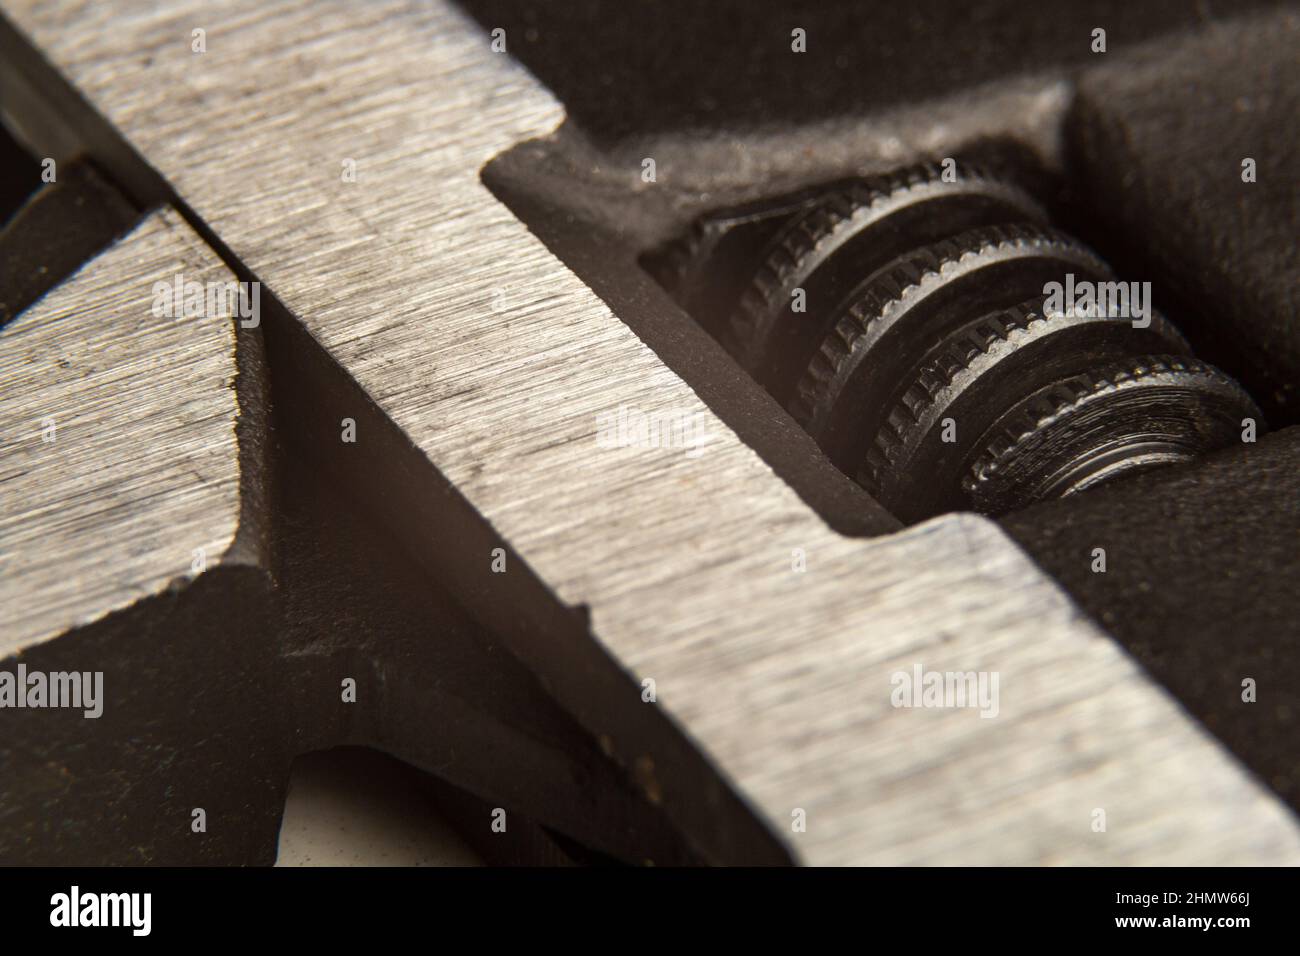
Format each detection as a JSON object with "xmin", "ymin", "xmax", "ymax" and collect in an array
[
  {"xmin": 656, "ymin": 162, "xmax": 1259, "ymax": 522},
  {"xmin": 2, "ymin": 0, "xmax": 1297, "ymax": 866}
]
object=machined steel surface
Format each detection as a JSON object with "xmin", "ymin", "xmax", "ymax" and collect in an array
[
  {"xmin": 2, "ymin": 0, "xmax": 1298, "ymax": 864},
  {"xmin": 1, "ymin": 208, "xmax": 249, "ymax": 656}
]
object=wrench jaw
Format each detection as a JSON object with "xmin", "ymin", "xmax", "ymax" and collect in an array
[
  {"xmin": 0, "ymin": 209, "xmax": 281, "ymax": 865},
  {"xmin": 0, "ymin": 207, "xmax": 702, "ymax": 866}
]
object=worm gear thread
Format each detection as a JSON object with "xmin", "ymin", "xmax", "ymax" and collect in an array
[{"xmin": 657, "ymin": 160, "xmax": 1261, "ymax": 518}]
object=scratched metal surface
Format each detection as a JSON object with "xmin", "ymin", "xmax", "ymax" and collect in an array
[
  {"xmin": 5, "ymin": 0, "xmax": 1299, "ymax": 863},
  {"xmin": 0, "ymin": 208, "xmax": 245, "ymax": 657}
]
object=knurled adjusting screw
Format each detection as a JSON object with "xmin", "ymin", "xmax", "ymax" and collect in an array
[{"xmin": 654, "ymin": 160, "xmax": 1261, "ymax": 521}]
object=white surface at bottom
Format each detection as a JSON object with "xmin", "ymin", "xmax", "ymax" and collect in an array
[{"xmin": 276, "ymin": 749, "xmax": 481, "ymax": 867}]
